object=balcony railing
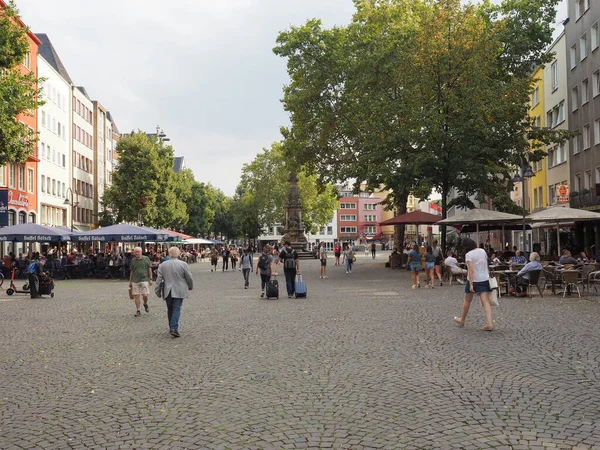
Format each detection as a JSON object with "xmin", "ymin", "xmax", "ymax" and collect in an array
[{"xmin": 570, "ymin": 190, "xmax": 600, "ymax": 210}]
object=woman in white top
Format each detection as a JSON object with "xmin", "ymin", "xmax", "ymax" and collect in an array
[{"xmin": 454, "ymin": 238, "xmax": 494, "ymax": 331}]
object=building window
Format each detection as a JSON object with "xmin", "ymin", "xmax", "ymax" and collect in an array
[
  {"xmin": 576, "ymin": 0, "xmax": 590, "ymax": 20},
  {"xmin": 364, "ymin": 226, "xmax": 377, "ymax": 234},
  {"xmin": 558, "ymin": 101, "xmax": 565, "ymax": 124},
  {"xmin": 41, "ymin": 110, "xmax": 46, "ymax": 127},
  {"xmin": 339, "ymin": 203, "xmax": 356, "ymax": 209},
  {"xmin": 23, "ymin": 52, "xmax": 30, "ymax": 69},
  {"xmin": 340, "ymin": 227, "xmax": 357, "ymax": 233},
  {"xmin": 572, "ymin": 86, "xmax": 579, "ymax": 111},
  {"xmin": 364, "ymin": 215, "xmax": 377, "ymax": 222},
  {"xmin": 533, "ymin": 187, "xmax": 539, "ymax": 209},
  {"xmin": 593, "ymin": 23, "xmax": 600, "ymax": 51},
  {"xmin": 0, "ymin": 166, "xmax": 4, "ymax": 186},
  {"xmin": 52, "ymin": 179, "xmax": 56, "ymax": 196},
  {"xmin": 47, "ymin": 177, "xmax": 50, "ymax": 194},
  {"xmin": 531, "ymin": 86, "xmax": 539, "ymax": 107},
  {"xmin": 575, "ymin": 174, "xmax": 582, "ymax": 192},
  {"xmin": 582, "ymin": 79, "xmax": 589, "ymax": 104},
  {"xmin": 596, "ymin": 167, "xmax": 600, "ymax": 184},
  {"xmin": 17, "ymin": 165, "xmax": 24, "ymax": 190},
  {"xmin": 573, "ymin": 133, "xmax": 580, "ymax": 154},
  {"xmin": 583, "ymin": 124, "xmax": 591, "ymax": 149},
  {"xmin": 580, "ymin": 34, "xmax": 588, "ymax": 61},
  {"xmin": 340, "ymin": 214, "xmax": 356, "ymax": 221},
  {"xmin": 549, "ymin": 184, "xmax": 556, "ymax": 205},
  {"xmin": 327, "ymin": 226, "xmax": 333, "ymax": 235},
  {"xmin": 551, "ymin": 61, "xmax": 559, "ymax": 90},
  {"xmin": 27, "ymin": 169, "xmax": 33, "ymax": 193},
  {"xmin": 585, "ymin": 170, "xmax": 592, "ymax": 189},
  {"xmin": 594, "ymin": 70, "xmax": 600, "ymax": 97},
  {"xmin": 570, "ymin": 44, "xmax": 577, "ymax": 69},
  {"xmin": 18, "ymin": 211, "xmax": 26, "ymax": 224},
  {"xmin": 41, "ymin": 175, "xmax": 45, "ymax": 193}
]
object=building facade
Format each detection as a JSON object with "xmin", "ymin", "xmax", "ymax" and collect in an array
[
  {"xmin": 36, "ymin": 34, "xmax": 72, "ymax": 228},
  {"xmin": 72, "ymin": 87, "xmax": 95, "ymax": 230},
  {"xmin": 529, "ymin": 66, "xmax": 547, "ymax": 213}
]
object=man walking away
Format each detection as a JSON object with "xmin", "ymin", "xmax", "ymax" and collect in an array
[
  {"xmin": 256, "ymin": 245, "xmax": 274, "ymax": 297},
  {"xmin": 319, "ymin": 242, "xmax": 328, "ymax": 279},
  {"xmin": 371, "ymin": 242, "xmax": 376, "ymax": 259},
  {"xmin": 129, "ymin": 246, "xmax": 153, "ymax": 317},
  {"xmin": 280, "ymin": 241, "xmax": 300, "ymax": 298},
  {"xmin": 240, "ymin": 248, "xmax": 253, "ymax": 289},
  {"xmin": 155, "ymin": 247, "xmax": 194, "ymax": 338}
]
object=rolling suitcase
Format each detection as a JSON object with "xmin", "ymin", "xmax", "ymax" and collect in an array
[
  {"xmin": 295, "ymin": 274, "xmax": 307, "ymax": 298},
  {"xmin": 266, "ymin": 277, "xmax": 279, "ymax": 299}
]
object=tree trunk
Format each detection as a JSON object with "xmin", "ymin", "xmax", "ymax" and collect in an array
[
  {"xmin": 393, "ymin": 191, "xmax": 409, "ymax": 251},
  {"xmin": 441, "ymin": 184, "xmax": 448, "ymax": 253}
]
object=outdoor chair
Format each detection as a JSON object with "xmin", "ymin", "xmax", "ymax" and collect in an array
[
  {"xmin": 525, "ymin": 270, "xmax": 544, "ymax": 298},
  {"xmin": 580, "ymin": 264, "xmax": 597, "ymax": 292},
  {"xmin": 561, "ymin": 270, "xmax": 582, "ymax": 298},
  {"xmin": 494, "ymin": 272, "xmax": 508, "ymax": 297},
  {"xmin": 541, "ymin": 267, "xmax": 561, "ymax": 294},
  {"xmin": 588, "ymin": 271, "xmax": 600, "ymax": 293},
  {"xmin": 443, "ymin": 266, "xmax": 457, "ymax": 285}
]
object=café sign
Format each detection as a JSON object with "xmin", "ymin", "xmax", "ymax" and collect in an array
[
  {"xmin": 557, "ymin": 184, "xmax": 569, "ymax": 203},
  {"xmin": 8, "ymin": 190, "xmax": 30, "ymax": 208}
]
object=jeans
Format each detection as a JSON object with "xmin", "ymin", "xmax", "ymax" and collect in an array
[
  {"xmin": 284, "ymin": 269, "xmax": 296, "ymax": 296},
  {"xmin": 345, "ymin": 258, "xmax": 353, "ymax": 272},
  {"xmin": 28, "ymin": 273, "xmax": 39, "ymax": 298},
  {"xmin": 260, "ymin": 273, "xmax": 270, "ymax": 291},
  {"xmin": 166, "ymin": 297, "xmax": 183, "ymax": 332},
  {"xmin": 242, "ymin": 268, "xmax": 250, "ymax": 286},
  {"xmin": 222, "ymin": 258, "xmax": 229, "ymax": 271}
]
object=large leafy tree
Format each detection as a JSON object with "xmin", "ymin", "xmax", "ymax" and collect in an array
[
  {"xmin": 274, "ymin": 0, "xmax": 566, "ymax": 250},
  {"xmin": 236, "ymin": 142, "xmax": 338, "ymax": 234},
  {"xmin": 182, "ymin": 181, "xmax": 218, "ymax": 237},
  {"xmin": 0, "ymin": 0, "xmax": 43, "ymax": 165}
]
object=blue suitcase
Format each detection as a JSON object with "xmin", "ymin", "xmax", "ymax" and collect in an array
[{"xmin": 295, "ymin": 274, "xmax": 307, "ymax": 298}]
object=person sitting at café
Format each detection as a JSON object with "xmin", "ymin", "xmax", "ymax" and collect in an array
[
  {"xmin": 508, "ymin": 252, "xmax": 543, "ymax": 297},
  {"xmin": 511, "ymin": 250, "xmax": 527, "ymax": 265},
  {"xmin": 489, "ymin": 253, "xmax": 502, "ymax": 265},
  {"xmin": 559, "ymin": 249, "xmax": 578, "ymax": 266},
  {"xmin": 444, "ymin": 251, "xmax": 466, "ymax": 284}
]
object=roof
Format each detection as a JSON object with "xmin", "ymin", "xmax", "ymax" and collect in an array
[
  {"xmin": 106, "ymin": 111, "xmax": 120, "ymax": 134},
  {"xmin": 173, "ymin": 156, "xmax": 185, "ymax": 173},
  {"xmin": 437, "ymin": 208, "xmax": 522, "ymax": 224},
  {"xmin": 76, "ymin": 86, "xmax": 91, "ymax": 101},
  {"xmin": 35, "ymin": 33, "xmax": 73, "ymax": 84}
]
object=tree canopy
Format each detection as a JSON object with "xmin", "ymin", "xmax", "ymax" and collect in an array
[
  {"xmin": 274, "ymin": 0, "xmax": 567, "ymax": 249},
  {"xmin": 0, "ymin": 0, "xmax": 43, "ymax": 165}
]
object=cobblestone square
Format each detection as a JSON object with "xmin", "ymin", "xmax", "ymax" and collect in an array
[{"xmin": 1, "ymin": 256, "xmax": 599, "ymax": 449}]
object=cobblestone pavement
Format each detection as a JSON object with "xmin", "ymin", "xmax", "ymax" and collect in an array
[{"xmin": 1, "ymin": 254, "xmax": 600, "ymax": 450}]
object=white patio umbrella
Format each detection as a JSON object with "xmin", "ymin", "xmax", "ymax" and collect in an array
[
  {"xmin": 527, "ymin": 206, "xmax": 600, "ymax": 251},
  {"xmin": 437, "ymin": 208, "xmax": 523, "ymax": 245}
]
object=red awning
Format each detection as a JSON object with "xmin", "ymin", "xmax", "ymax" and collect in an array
[
  {"xmin": 379, "ymin": 210, "xmax": 442, "ymax": 226},
  {"xmin": 161, "ymin": 229, "xmax": 194, "ymax": 240}
]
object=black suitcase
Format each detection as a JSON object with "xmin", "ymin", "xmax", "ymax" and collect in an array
[{"xmin": 265, "ymin": 279, "xmax": 279, "ymax": 299}]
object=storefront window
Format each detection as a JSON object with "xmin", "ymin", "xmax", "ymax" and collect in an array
[{"xmin": 18, "ymin": 211, "xmax": 26, "ymax": 224}]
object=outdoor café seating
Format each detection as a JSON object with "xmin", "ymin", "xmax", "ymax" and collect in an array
[{"xmin": 561, "ymin": 270, "xmax": 582, "ymax": 298}]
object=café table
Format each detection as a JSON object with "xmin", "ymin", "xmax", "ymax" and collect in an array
[{"xmin": 490, "ymin": 269, "xmax": 518, "ymax": 296}]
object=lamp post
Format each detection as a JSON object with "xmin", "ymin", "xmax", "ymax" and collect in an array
[
  {"xmin": 512, "ymin": 158, "xmax": 535, "ymax": 253},
  {"xmin": 156, "ymin": 125, "xmax": 170, "ymax": 143},
  {"xmin": 63, "ymin": 187, "xmax": 79, "ymax": 233}
]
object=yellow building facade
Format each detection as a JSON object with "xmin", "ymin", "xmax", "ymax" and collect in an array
[{"xmin": 528, "ymin": 68, "xmax": 547, "ymax": 212}]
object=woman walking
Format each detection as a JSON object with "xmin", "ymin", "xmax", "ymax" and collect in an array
[
  {"xmin": 155, "ymin": 247, "xmax": 194, "ymax": 338},
  {"xmin": 432, "ymin": 240, "xmax": 444, "ymax": 286},
  {"xmin": 256, "ymin": 245, "xmax": 274, "ymax": 298},
  {"xmin": 408, "ymin": 244, "xmax": 422, "ymax": 289},
  {"xmin": 424, "ymin": 246, "xmax": 436, "ymax": 288},
  {"xmin": 342, "ymin": 244, "xmax": 354, "ymax": 274},
  {"xmin": 454, "ymin": 238, "xmax": 494, "ymax": 331},
  {"xmin": 210, "ymin": 248, "xmax": 219, "ymax": 272},
  {"xmin": 230, "ymin": 246, "xmax": 239, "ymax": 271},
  {"xmin": 240, "ymin": 247, "xmax": 253, "ymax": 289}
]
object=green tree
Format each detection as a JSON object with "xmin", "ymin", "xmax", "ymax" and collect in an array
[
  {"xmin": 236, "ymin": 142, "xmax": 338, "ymax": 234},
  {"xmin": 182, "ymin": 181, "xmax": 217, "ymax": 237},
  {"xmin": 0, "ymin": 0, "xmax": 44, "ymax": 165},
  {"xmin": 211, "ymin": 190, "xmax": 236, "ymax": 240},
  {"xmin": 274, "ymin": 0, "xmax": 567, "ymax": 250}
]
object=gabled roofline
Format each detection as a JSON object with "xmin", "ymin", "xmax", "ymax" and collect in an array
[{"xmin": 0, "ymin": 0, "xmax": 41, "ymax": 45}]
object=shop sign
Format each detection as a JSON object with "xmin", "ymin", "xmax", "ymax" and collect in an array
[
  {"xmin": 8, "ymin": 190, "xmax": 30, "ymax": 208},
  {"xmin": 0, "ymin": 189, "xmax": 8, "ymax": 226},
  {"xmin": 557, "ymin": 184, "xmax": 569, "ymax": 203}
]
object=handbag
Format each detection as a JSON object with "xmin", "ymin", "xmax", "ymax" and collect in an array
[
  {"xmin": 352, "ymin": 255, "xmax": 356, "ymax": 263},
  {"xmin": 488, "ymin": 276, "xmax": 499, "ymax": 306},
  {"xmin": 128, "ymin": 286, "xmax": 134, "ymax": 300},
  {"xmin": 155, "ymin": 280, "xmax": 164, "ymax": 298}
]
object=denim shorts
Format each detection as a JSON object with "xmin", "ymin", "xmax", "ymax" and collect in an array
[
  {"xmin": 424, "ymin": 262, "xmax": 435, "ymax": 270},
  {"xmin": 464, "ymin": 280, "xmax": 491, "ymax": 294},
  {"xmin": 409, "ymin": 262, "xmax": 421, "ymax": 273}
]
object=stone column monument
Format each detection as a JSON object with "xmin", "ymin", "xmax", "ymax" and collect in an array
[{"xmin": 282, "ymin": 172, "xmax": 308, "ymax": 251}]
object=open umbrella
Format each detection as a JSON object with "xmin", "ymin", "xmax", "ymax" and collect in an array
[
  {"xmin": 437, "ymin": 208, "xmax": 523, "ymax": 246},
  {"xmin": 184, "ymin": 238, "xmax": 214, "ymax": 245},
  {"xmin": 527, "ymin": 206, "xmax": 600, "ymax": 251},
  {"xmin": 72, "ymin": 224, "xmax": 168, "ymax": 242},
  {"xmin": 379, "ymin": 210, "xmax": 442, "ymax": 245},
  {"xmin": 0, "ymin": 223, "xmax": 72, "ymax": 242}
]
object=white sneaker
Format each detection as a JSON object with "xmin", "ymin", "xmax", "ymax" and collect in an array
[{"xmin": 346, "ymin": 271, "xmax": 349, "ymax": 274}]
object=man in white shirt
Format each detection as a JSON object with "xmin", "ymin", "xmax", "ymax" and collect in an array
[
  {"xmin": 319, "ymin": 242, "xmax": 328, "ymax": 279},
  {"xmin": 444, "ymin": 251, "xmax": 466, "ymax": 284}
]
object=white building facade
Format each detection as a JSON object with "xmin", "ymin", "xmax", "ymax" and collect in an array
[
  {"xmin": 72, "ymin": 87, "xmax": 95, "ymax": 230},
  {"xmin": 36, "ymin": 34, "xmax": 72, "ymax": 228}
]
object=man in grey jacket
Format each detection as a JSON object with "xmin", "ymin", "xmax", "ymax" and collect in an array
[{"xmin": 155, "ymin": 247, "xmax": 194, "ymax": 338}]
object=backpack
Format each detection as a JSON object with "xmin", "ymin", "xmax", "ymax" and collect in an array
[
  {"xmin": 258, "ymin": 254, "xmax": 270, "ymax": 270},
  {"xmin": 283, "ymin": 249, "xmax": 296, "ymax": 269},
  {"xmin": 26, "ymin": 262, "xmax": 37, "ymax": 274}
]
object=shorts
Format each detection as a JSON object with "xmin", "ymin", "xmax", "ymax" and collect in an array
[
  {"xmin": 132, "ymin": 281, "xmax": 150, "ymax": 296},
  {"xmin": 424, "ymin": 262, "xmax": 435, "ymax": 270},
  {"xmin": 334, "ymin": 253, "xmax": 341, "ymax": 258},
  {"xmin": 409, "ymin": 263, "xmax": 421, "ymax": 273},
  {"xmin": 321, "ymin": 259, "xmax": 327, "ymax": 267},
  {"xmin": 464, "ymin": 280, "xmax": 491, "ymax": 294}
]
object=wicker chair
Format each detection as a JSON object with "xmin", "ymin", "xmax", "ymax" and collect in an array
[
  {"xmin": 562, "ymin": 270, "xmax": 582, "ymax": 298},
  {"xmin": 525, "ymin": 270, "xmax": 544, "ymax": 298},
  {"xmin": 581, "ymin": 264, "xmax": 598, "ymax": 292}
]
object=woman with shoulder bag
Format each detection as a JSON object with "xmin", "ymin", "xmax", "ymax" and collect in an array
[
  {"xmin": 432, "ymin": 240, "xmax": 444, "ymax": 287},
  {"xmin": 454, "ymin": 238, "xmax": 494, "ymax": 331}
]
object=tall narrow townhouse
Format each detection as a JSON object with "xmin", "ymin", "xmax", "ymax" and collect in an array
[
  {"xmin": 36, "ymin": 34, "xmax": 72, "ymax": 229},
  {"xmin": 0, "ymin": 16, "xmax": 40, "ymax": 256},
  {"xmin": 72, "ymin": 87, "xmax": 95, "ymax": 231},
  {"xmin": 529, "ymin": 67, "xmax": 547, "ymax": 214},
  {"xmin": 106, "ymin": 111, "xmax": 120, "ymax": 189},
  {"xmin": 565, "ymin": 0, "xmax": 600, "ymax": 249},
  {"xmin": 92, "ymin": 102, "xmax": 109, "ymax": 224}
]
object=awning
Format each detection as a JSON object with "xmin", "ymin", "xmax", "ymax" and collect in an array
[
  {"xmin": 379, "ymin": 210, "xmax": 442, "ymax": 226},
  {"xmin": 72, "ymin": 224, "xmax": 171, "ymax": 242},
  {"xmin": 162, "ymin": 229, "xmax": 194, "ymax": 240},
  {"xmin": 0, "ymin": 223, "xmax": 72, "ymax": 242}
]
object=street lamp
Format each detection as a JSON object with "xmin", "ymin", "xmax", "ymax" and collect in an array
[
  {"xmin": 512, "ymin": 158, "xmax": 535, "ymax": 253},
  {"xmin": 63, "ymin": 187, "xmax": 79, "ymax": 232},
  {"xmin": 156, "ymin": 125, "xmax": 170, "ymax": 142}
]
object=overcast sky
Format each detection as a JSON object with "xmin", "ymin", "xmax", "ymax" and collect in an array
[{"xmin": 17, "ymin": 0, "xmax": 567, "ymax": 196}]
